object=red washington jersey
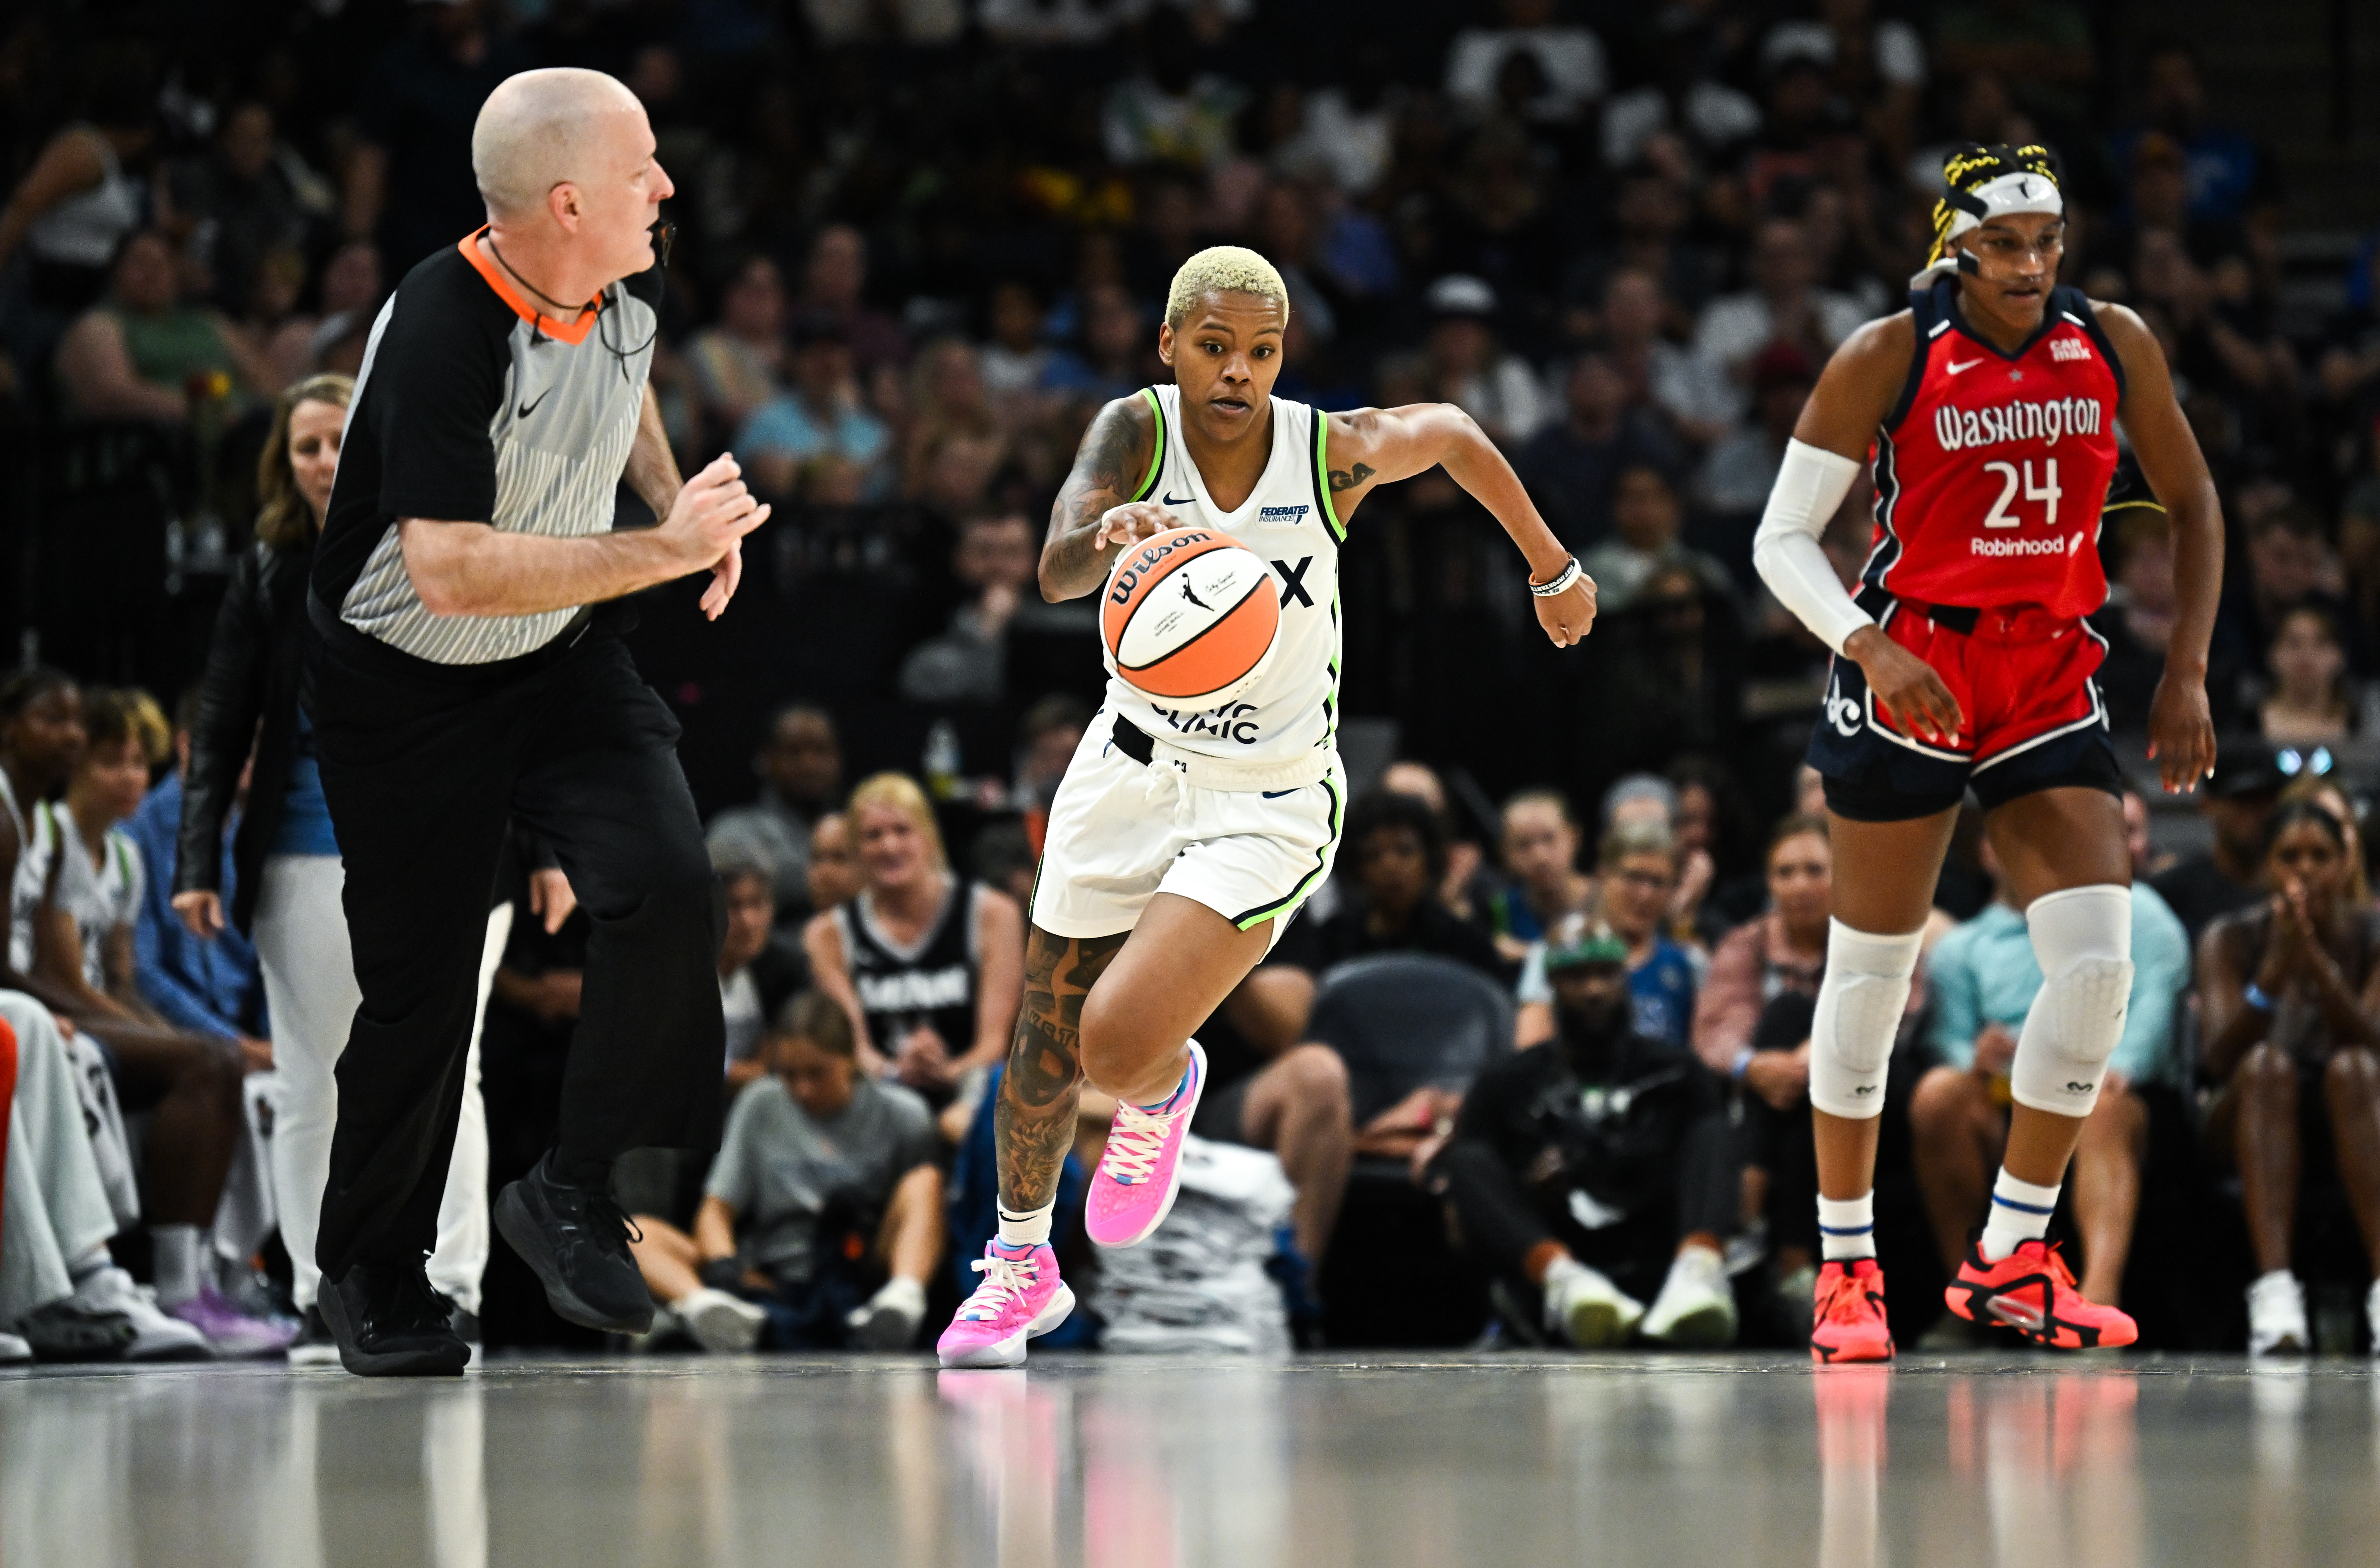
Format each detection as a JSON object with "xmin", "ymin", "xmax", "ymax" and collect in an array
[{"xmin": 1860, "ymin": 279, "xmax": 2125, "ymax": 621}]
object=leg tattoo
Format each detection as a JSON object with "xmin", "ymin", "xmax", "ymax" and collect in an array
[{"xmin": 994, "ymin": 927, "xmax": 1126, "ymax": 1214}]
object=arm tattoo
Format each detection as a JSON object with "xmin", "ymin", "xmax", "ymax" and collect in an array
[
  {"xmin": 1327, "ymin": 461, "xmax": 1375, "ymax": 492},
  {"xmin": 994, "ymin": 927, "xmax": 1130, "ymax": 1212},
  {"xmin": 1042, "ymin": 399, "xmax": 1152, "ymax": 598}
]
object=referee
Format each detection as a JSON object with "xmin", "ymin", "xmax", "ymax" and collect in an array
[{"xmin": 307, "ymin": 68, "xmax": 766, "ymax": 1375}]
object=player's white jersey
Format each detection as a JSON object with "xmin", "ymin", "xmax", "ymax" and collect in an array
[{"xmin": 1101, "ymin": 384, "xmax": 1342, "ymax": 769}]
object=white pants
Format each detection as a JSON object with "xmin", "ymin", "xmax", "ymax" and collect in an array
[
  {"xmin": 255, "ymin": 855, "xmax": 511, "ymax": 1313},
  {"xmin": 0, "ymin": 993, "xmax": 120, "ymax": 1327}
]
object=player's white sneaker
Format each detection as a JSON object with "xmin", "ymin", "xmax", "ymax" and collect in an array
[
  {"xmin": 2247, "ymin": 1269, "xmax": 2308, "ymax": 1356},
  {"xmin": 0, "ymin": 1331, "xmax": 28, "ymax": 1365},
  {"xmin": 1642, "ymin": 1245, "xmax": 1739, "ymax": 1347},
  {"xmin": 674, "ymin": 1288, "xmax": 766, "ymax": 1353},
  {"xmin": 1543, "ymin": 1259, "xmax": 1643, "ymax": 1347},
  {"xmin": 74, "ymin": 1267, "xmax": 213, "ymax": 1361}
]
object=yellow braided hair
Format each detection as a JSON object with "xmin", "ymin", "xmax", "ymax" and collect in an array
[{"xmin": 1923, "ymin": 142, "xmax": 2062, "ymax": 274}]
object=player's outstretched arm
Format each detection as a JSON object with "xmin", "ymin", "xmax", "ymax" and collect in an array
[
  {"xmin": 1039, "ymin": 393, "xmax": 1159, "ymax": 602},
  {"xmin": 1324, "ymin": 402, "xmax": 1595, "ymax": 647},
  {"xmin": 2097, "ymin": 300, "xmax": 2221, "ymax": 793}
]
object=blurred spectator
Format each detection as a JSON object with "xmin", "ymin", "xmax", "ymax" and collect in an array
[
  {"xmin": 1692, "ymin": 218, "xmax": 1869, "ymax": 397},
  {"xmin": 714, "ymin": 853, "xmax": 809, "ymax": 1095},
  {"xmin": 1445, "ymin": 1, "xmax": 1606, "ymax": 123},
  {"xmin": 805, "ymin": 773, "xmax": 1024, "ymax": 1099},
  {"xmin": 1581, "ymin": 464, "xmax": 1735, "ymax": 614},
  {"xmin": 1429, "ymin": 916, "xmax": 1738, "ymax": 1347},
  {"xmin": 2258, "ymin": 604, "xmax": 2356, "ymax": 747},
  {"xmin": 1697, "ymin": 343, "xmax": 1818, "ymax": 518},
  {"xmin": 1693, "ymin": 815, "xmax": 1831, "ymax": 1080},
  {"xmin": 1379, "ymin": 758, "xmax": 1495, "ymax": 925},
  {"xmin": 0, "ymin": 45, "xmax": 156, "ymax": 316},
  {"xmin": 808, "ymin": 813, "xmax": 861, "ymax": 914},
  {"xmin": 1309, "ymin": 790, "xmax": 1505, "ymax": 979},
  {"xmin": 707, "ymin": 704, "xmax": 845, "ymax": 931},
  {"xmin": 902, "ymin": 337, "xmax": 1001, "ymax": 497},
  {"xmin": 1601, "ymin": 22, "xmax": 1761, "ymax": 169},
  {"xmin": 161, "ymin": 100, "xmax": 329, "ymax": 322},
  {"xmin": 21, "ymin": 689, "xmax": 170, "ymax": 1018},
  {"xmin": 129, "ymin": 690, "xmax": 265, "ymax": 1047},
  {"xmin": 899, "ymin": 514, "xmax": 1045, "ymax": 707},
  {"xmin": 1601, "ymin": 773, "xmax": 1679, "ymax": 836},
  {"xmin": 802, "ymin": 0, "xmax": 964, "ymax": 46},
  {"xmin": 265, "ymin": 239, "xmax": 382, "ymax": 384},
  {"xmin": 1488, "ymin": 789, "xmax": 1595, "ymax": 963},
  {"xmin": 1518, "ymin": 351, "xmax": 1686, "ymax": 548},
  {"xmin": 1283, "ymin": 53, "xmax": 1398, "ymax": 196},
  {"xmin": 2196, "ymin": 800, "xmax": 2380, "ymax": 1355},
  {"xmin": 2227, "ymin": 508, "xmax": 2348, "ymax": 669},
  {"xmin": 1102, "ymin": 9, "xmax": 1246, "ymax": 171},
  {"xmin": 344, "ymin": 0, "xmax": 535, "ymax": 273},
  {"xmin": 1600, "ymin": 267, "xmax": 1734, "ymax": 445},
  {"xmin": 1933, "ymin": 0, "xmax": 2096, "ymax": 120},
  {"xmin": 978, "ymin": 280, "xmax": 1055, "ymax": 402},
  {"xmin": 53, "ymin": 228, "xmax": 267, "ymax": 423},
  {"xmin": 2123, "ymin": 788, "xmax": 2175, "ymax": 883},
  {"xmin": 735, "ymin": 319, "xmax": 892, "ymax": 501},
  {"xmin": 793, "ymin": 224, "xmax": 906, "ymax": 374},
  {"xmin": 1415, "ymin": 275, "xmax": 1547, "ymax": 448},
  {"xmin": 1911, "ymin": 839, "xmax": 2190, "ymax": 1318},
  {"xmin": 685, "ymin": 254, "xmax": 788, "ymax": 446},
  {"xmin": 2281, "ymin": 775, "xmax": 2369, "ymax": 907},
  {"xmin": 2152, "ymin": 742, "xmax": 2283, "ymax": 944},
  {"xmin": 1013, "ymin": 696, "xmax": 1093, "ymax": 819},
  {"xmin": 2112, "ymin": 38, "xmax": 2282, "ymax": 236},
  {"xmin": 1043, "ymin": 282, "xmax": 1152, "ymax": 408},
  {"xmin": 629, "ymin": 992, "xmax": 943, "ymax": 1351},
  {"xmin": 2093, "ymin": 504, "xmax": 2245, "ymax": 736},
  {"xmin": 1762, "ymin": 0, "xmax": 1927, "ymax": 132},
  {"xmin": 1519, "ymin": 819, "xmax": 1700, "ymax": 1050}
]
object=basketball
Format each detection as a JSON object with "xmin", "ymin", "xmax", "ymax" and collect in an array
[{"xmin": 1101, "ymin": 526, "xmax": 1281, "ymax": 707}]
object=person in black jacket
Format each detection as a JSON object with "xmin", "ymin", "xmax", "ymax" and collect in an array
[
  {"xmin": 1428, "ymin": 916, "xmax": 1740, "ymax": 1349},
  {"xmin": 170, "ymin": 374, "xmax": 562, "ymax": 1362}
]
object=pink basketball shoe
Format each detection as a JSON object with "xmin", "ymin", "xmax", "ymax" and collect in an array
[
  {"xmin": 1084, "ymin": 1040, "xmax": 1207, "ymax": 1249},
  {"xmin": 936, "ymin": 1242, "xmax": 1076, "ymax": 1369}
]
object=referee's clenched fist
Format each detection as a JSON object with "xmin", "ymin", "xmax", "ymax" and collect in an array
[{"xmin": 303, "ymin": 66, "xmax": 744, "ymax": 1377}]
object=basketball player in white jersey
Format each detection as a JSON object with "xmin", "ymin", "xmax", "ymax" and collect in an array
[{"xmin": 938, "ymin": 246, "xmax": 1596, "ymax": 1366}]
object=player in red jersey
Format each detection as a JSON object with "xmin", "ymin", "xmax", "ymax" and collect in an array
[{"xmin": 1753, "ymin": 145, "xmax": 2221, "ymax": 1361}]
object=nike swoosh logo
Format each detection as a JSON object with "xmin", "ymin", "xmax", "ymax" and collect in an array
[
  {"xmin": 517, "ymin": 388, "xmax": 551, "ymax": 419},
  {"xmin": 1261, "ymin": 788, "xmax": 1298, "ymax": 798},
  {"xmin": 1161, "ymin": 492, "xmax": 1193, "ymax": 506},
  {"xmin": 1946, "ymin": 358, "xmax": 1984, "ymax": 375}
]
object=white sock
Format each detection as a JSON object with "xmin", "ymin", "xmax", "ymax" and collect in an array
[
  {"xmin": 872, "ymin": 1276, "xmax": 927, "ymax": 1320},
  {"xmin": 1817, "ymin": 1193, "xmax": 1876, "ymax": 1262},
  {"xmin": 67, "ymin": 1246, "xmax": 112, "ymax": 1286},
  {"xmin": 1979, "ymin": 1170, "xmax": 2060, "ymax": 1262},
  {"xmin": 151, "ymin": 1224, "xmax": 204, "ymax": 1306},
  {"xmin": 997, "ymin": 1201, "xmax": 1056, "ymax": 1250}
]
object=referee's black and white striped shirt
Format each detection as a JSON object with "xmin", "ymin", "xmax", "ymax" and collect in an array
[{"xmin": 313, "ymin": 228, "xmax": 660, "ymax": 668}]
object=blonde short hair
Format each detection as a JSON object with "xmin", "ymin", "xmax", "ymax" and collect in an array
[
  {"xmin": 1165, "ymin": 245, "xmax": 1289, "ymax": 329},
  {"xmin": 846, "ymin": 772, "xmax": 948, "ymax": 870}
]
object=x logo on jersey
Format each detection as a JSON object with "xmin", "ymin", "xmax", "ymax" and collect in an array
[{"xmin": 1272, "ymin": 556, "xmax": 1314, "ymax": 608}]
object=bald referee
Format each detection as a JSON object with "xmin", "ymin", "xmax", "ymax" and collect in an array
[{"xmin": 306, "ymin": 69, "xmax": 765, "ymax": 1375}]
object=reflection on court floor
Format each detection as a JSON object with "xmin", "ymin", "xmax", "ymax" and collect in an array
[{"xmin": 5, "ymin": 1355, "xmax": 2379, "ymax": 1568}]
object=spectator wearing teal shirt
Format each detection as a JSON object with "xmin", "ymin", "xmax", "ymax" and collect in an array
[{"xmin": 1909, "ymin": 846, "xmax": 2191, "ymax": 1315}]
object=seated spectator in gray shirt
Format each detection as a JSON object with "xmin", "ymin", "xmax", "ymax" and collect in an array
[{"xmin": 628, "ymin": 992, "xmax": 944, "ymax": 1352}]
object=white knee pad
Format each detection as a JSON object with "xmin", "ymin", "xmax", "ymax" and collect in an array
[
  {"xmin": 1808, "ymin": 920, "xmax": 1923, "ymax": 1119},
  {"xmin": 2009, "ymin": 884, "xmax": 2133, "ymax": 1118}
]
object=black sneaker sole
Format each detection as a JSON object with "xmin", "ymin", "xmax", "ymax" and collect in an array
[
  {"xmin": 318, "ymin": 1285, "xmax": 469, "ymax": 1378},
  {"xmin": 494, "ymin": 1178, "xmax": 655, "ymax": 1335}
]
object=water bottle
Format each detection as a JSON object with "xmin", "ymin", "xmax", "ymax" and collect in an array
[{"xmin": 922, "ymin": 719, "xmax": 962, "ymax": 800}]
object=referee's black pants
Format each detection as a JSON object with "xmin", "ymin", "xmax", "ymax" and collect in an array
[{"xmin": 306, "ymin": 611, "xmax": 724, "ymax": 1281}]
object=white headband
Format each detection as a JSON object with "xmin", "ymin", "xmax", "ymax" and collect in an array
[{"xmin": 1910, "ymin": 170, "xmax": 2066, "ymax": 287}]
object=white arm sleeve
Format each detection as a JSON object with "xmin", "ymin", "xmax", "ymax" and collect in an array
[{"xmin": 1752, "ymin": 438, "xmax": 1870, "ymax": 655}]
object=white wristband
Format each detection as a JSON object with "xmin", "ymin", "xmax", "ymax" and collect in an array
[{"xmin": 1529, "ymin": 556, "xmax": 1582, "ymax": 598}]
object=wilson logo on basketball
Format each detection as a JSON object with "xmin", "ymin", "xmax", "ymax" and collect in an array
[{"xmin": 1102, "ymin": 526, "xmax": 1282, "ymax": 707}]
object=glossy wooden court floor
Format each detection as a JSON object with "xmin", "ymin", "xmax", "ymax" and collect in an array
[{"xmin": 5, "ymin": 1352, "xmax": 2377, "ymax": 1567}]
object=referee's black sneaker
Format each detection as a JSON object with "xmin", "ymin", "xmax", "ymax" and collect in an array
[
  {"xmin": 320, "ymin": 1261, "xmax": 469, "ymax": 1377},
  {"xmin": 495, "ymin": 1153, "xmax": 655, "ymax": 1335}
]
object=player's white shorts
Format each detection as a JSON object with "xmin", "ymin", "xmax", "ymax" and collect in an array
[{"xmin": 1030, "ymin": 714, "xmax": 1344, "ymax": 944}]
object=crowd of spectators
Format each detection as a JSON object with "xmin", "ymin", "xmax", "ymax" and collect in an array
[{"xmin": 3, "ymin": 0, "xmax": 2380, "ymax": 1359}]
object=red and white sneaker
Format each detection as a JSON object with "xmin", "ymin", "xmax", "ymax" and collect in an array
[
  {"xmin": 936, "ymin": 1242, "xmax": 1076, "ymax": 1369},
  {"xmin": 1944, "ymin": 1238, "xmax": 2135, "ymax": 1350},
  {"xmin": 1809, "ymin": 1258, "xmax": 1895, "ymax": 1364},
  {"xmin": 1084, "ymin": 1040, "xmax": 1206, "ymax": 1249}
]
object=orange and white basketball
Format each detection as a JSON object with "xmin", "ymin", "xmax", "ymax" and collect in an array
[{"xmin": 1101, "ymin": 526, "xmax": 1281, "ymax": 707}]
